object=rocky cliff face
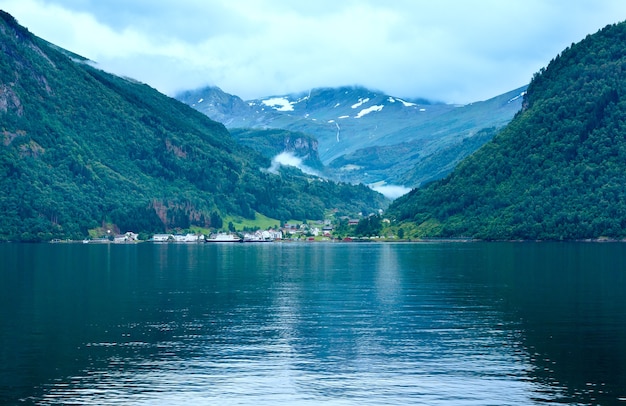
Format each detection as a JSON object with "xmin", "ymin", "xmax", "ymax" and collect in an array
[
  {"xmin": 285, "ymin": 134, "xmax": 318, "ymax": 156},
  {"xmin": 229, "ymin": 128, "xmax": 324, "ymax": 170}
]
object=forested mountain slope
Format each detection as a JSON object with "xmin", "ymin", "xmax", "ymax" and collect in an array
[
  {"xmin": 0, "ymin": 11, "xmax": 386, "ymax": 241},
  {"xmin": 389, "ymin": 21, "xmax": 626, "ymax": 240}
]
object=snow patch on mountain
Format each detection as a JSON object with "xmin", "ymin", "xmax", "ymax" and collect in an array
[
  {"xmin": 387, "ymin": 96, "xmax": 416, "ymax": 107},
  {"xmin": 294, "ymin": 95, "xmax": 310, "ymax": 105},
  {"xmin": 262, "ymin": 97, "xmax": 294, "ymax": 111},
  {"xmin": 355, "ymin": 105, "xmax": 384, "ymax": 118},
  {"xmin": 507, "ymin": 91, "xmax": 527, "ymax": 104},
  {"xmin": 351, "ymin": 98, "xmax": 370, "ymax": 109},
  {"xmin": 397, "ymin": 98, "xmax": 416, "ymax": 107}
]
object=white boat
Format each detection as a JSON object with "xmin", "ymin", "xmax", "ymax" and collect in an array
[
  {"xmin": 205, "ymin": 233, "xmax": 242, "ymax": 243},
  {"xmin": 242, "ymin": 235, "xmax": 274, "ymax": 243}
]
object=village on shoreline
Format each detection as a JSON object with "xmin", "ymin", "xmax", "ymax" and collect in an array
[
  {"xmin": 50, "ymin": 216, "xmax": 413, "ymax": 244},
  {"xmin": 47, "ymin": 215, "xmax": 626, "ymax": 245}
]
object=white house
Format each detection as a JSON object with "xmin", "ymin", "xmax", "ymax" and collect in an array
[{"xmin": 114, "ymin": 232, "xmax": 139, "ymax": 243}]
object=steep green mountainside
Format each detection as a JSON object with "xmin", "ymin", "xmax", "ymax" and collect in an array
[
  {"xmin": 0, "ymin": 11, "xmax": 386, "ymax": 241},
  {"xmin": 177, "ymin": 85, "xmax": 525, "ymax": 188},
  {"xmin": 389, "ymin": 21, "xmax": 626, "ymax": 240}
]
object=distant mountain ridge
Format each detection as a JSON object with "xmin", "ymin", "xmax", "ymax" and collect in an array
[{"xmin": 177, "ymin": 84, "xmax": 526, "ymax": 188}]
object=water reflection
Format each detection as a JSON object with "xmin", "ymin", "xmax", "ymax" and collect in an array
[
  {"xmin": 2, "ymin": 243, "xmax": 625, "ymax": 404},
  {"xmin": 474, "ymin": 242, "xmax": 626, "ymax": 405}
]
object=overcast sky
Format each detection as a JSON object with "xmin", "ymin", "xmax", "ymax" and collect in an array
[{"xmin": 1, "ymin": 0, "xmax": 626, "ymax": 104}]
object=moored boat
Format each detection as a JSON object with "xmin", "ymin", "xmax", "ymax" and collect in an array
[
  {"xmin": 242, "ymin": 236, "xmax": 274, "ymax": 243},
  {"xmin": 205, "ymin": 233, "xmax": 242, "ymax": 243}
]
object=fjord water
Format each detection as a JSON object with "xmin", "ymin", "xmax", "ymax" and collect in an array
[{"xmin": 2, "ymin": 242, "xmax": 626, "ymax": 405}]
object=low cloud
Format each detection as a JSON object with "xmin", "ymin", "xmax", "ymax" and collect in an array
[
  {"xmin": 370, "ymin": 184, "xmax": 412, "ymax": 200},
  {"xmin": 265, "ymin": 154, "xmax": 410, "ymax": 199},
  {"xmin": 265, "ymin": 152, "xmax": 318, "ymax": 176}
]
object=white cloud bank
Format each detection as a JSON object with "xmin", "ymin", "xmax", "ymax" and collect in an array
[{"xmin": 3, "ymin": 0, "xmax": 626, "ymax": 103}]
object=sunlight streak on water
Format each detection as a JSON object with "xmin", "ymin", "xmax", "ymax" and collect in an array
[{"xmin": 39, "ymin": 257, "xmax": 553, "ymax": 404}]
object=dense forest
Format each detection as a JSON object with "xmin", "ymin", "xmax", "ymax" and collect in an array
[
  {"xmin": 0, "ymin": 11, "xmax": 386, "ymax": 242},
  {"xmin": 389, "ymin": 21, "xmax": 626, "ymax": 240}
]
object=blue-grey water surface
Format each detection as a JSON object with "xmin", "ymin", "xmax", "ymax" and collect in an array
[{"xmin": 2, "ymin": 242, "xmax": 626, "ymax": 405}]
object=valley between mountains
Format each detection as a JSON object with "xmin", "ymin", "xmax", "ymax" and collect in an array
[{"xmin": 176, "ymin": 84, "xmax": 526, "ymax": 196}]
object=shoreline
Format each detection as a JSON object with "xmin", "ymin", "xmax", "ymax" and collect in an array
[{"xmin": 36, "ymin": 236, "xmax": 626, "ymax": 244}]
